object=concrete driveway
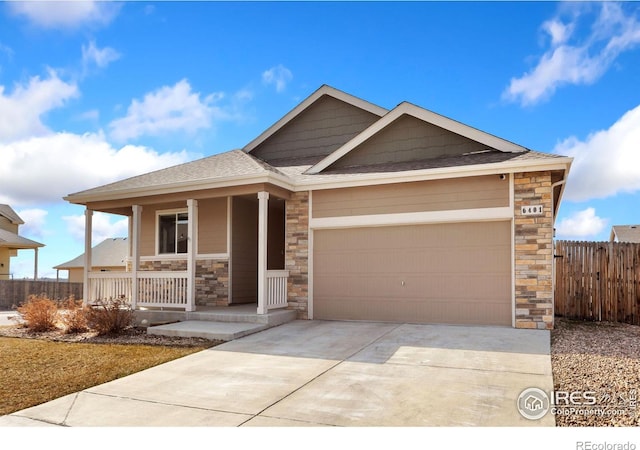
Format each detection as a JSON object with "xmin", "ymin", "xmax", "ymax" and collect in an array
[{"xmin": 0, "ymin": 320, "xmax": 554, "ymax": 427}]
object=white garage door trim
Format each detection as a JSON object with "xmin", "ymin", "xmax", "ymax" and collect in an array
[
  {"xmin": 309, "ymin": 206, "xmax": 513, "ymax": 230},
  {"xmin": 307, "ymin": 176, "xmax": 517, "ymax": 326},
  {"xmin": 308, "ymin": 192, "xmax": 517, "ymax": 324}
]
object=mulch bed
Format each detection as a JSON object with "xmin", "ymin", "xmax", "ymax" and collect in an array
[{"xmin": 0, "ymin": 319, "xmax": 220, "ymax": 348}]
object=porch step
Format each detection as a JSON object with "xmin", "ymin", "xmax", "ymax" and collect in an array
[
  {"xmin": 135, "ymin": 305, "xmax": 297, "ymax": 328},
  {"xmin": 147, "ymin": 320, "xmax": 269, "ymax": 341},
  {"xmin": 139, "ymin": 305, "xmax": 297, "ymax": 341}
]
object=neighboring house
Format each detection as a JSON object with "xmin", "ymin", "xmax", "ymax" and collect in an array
[
  {"xmin": 64, "ymin": 85, "xmax": 572, "ymax": 330},
  {"xmin": 54, "ymin": 237, "xmax": 128, "ymax": 282},
  {"xmin": 0, "ymin": 204, "xmax": 45, "ymax": 280},
  {"xmin": 609, "ymin": 225, "xmax": 640, "ymax": 243}
]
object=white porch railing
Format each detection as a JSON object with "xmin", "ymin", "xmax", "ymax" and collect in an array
[
  {"xmin": 88, "ymin": 272, "xmax": 132, "ymax": 303},
  {"xmin": 266, "ymin": 270, "xmax": 289, "ymax": 310},
  {"xmin": 137, "ymin": 271, "xmax": 188, "ymax": 308},
  {"xmin": 88, "ymin": 270, "xmax": 285, "ymax": 312},
  {"xmin": 87, "ymin": 271, "xmax": 188, "ymax": 309}
]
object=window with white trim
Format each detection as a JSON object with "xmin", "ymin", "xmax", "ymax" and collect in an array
[{"xmin": 158, "ymin": 212, "xmax": 188, "ymax": 254}]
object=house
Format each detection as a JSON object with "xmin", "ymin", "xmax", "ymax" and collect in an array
[
  {"xmin": 64, "ymin": 85, "xmax": 572, "ymax": 330},
  {"xmin": 524, "ymin": 395, "xmax": 544, "ymax": 412},
  {"xmin": 609, "ymin": 225, "xmax": 640, "ymax": 243},
  {"xmin": 54, "ymin": 237, "xmax": 128, "ymax": 282},
  {"xmin": 0, "ymin": 204, "xmax": 45, "ymax": 280}
]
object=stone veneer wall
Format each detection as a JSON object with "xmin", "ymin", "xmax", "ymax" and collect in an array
[
  {"xmin": 139, "ymin": 258, "xmax": 229, "ymax": 307},
  {"xmin": 285, "ymin": 191, "xmax": 309, "ymax": 319},
  {"xmin": 514, "ymin": 171, "xmax": 554, "ymax": 330}
]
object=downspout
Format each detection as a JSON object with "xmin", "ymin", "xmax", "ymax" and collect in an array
[
  {"xmin": 550, "ymin": 178, "xmax": 566, "ymax": 330},
  {"xmin": 551, "ymin": 179, "xmax": 566, "ymax": 223}
]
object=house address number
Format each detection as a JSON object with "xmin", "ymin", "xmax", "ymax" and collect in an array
[{"xmin": 521, "ymin": 205, "xmax": 544, "ymax": 216}]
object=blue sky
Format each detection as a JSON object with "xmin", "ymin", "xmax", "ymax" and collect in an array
[{"xmin": 2, "ymin": 1, "xmax": 640, "ymax": 279}]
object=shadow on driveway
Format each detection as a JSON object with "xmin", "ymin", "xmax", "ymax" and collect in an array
[{"xmin": 0, "ymin": 320, "xmax": 554, "ymax": 427}]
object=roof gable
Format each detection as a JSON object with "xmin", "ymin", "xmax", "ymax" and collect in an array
[
  {"xmin": 55, "ymin": 237, "xmax": 128, "ymax": 269},
  {"xmin": 244, "ymin": 85, "xmax": 387, "ymax": 164},
  {"xmin": 0, "ymin": 204, "xmax": 24, "ymax": 225},
  {"xmin": 610, "ymin": 225, "xmax": 640, "ymax": 243},
  {"xmin": 306, "ymin": 102, "xmax": 529, "ymax": 174}
]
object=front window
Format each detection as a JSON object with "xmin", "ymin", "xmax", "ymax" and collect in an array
[{"xmin": 158, "ymin": 212, "xmax": 188, "ymax": 254}]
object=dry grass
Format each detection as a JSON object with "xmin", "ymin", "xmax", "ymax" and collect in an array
[{"xmin": 0, "ymin": 336, "xmax": 211, "ymax": 416}]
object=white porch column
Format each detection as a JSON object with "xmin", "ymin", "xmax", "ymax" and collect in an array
[
  {"xmin": 186, "ymin": 199, "xmax": 198, "ymax": 312},
  {"xmin": 82, "ymin": 209, "xmax": 93, "ymax": 305},
  {"xmin": 257, "ymin": 191, "xmax": 269, "ymax": 314},
  {"xmin": 131, "ymin": 205, "xmax": 142, "ymax": 310},
  {"xmin": 33, "ymin": 248, "xmax": 38, "ymax": 280}
]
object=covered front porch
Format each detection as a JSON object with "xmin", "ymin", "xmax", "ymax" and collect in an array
[{"xmin": 81, "ymin": 187, "xmax": 292, "ymax": 316}]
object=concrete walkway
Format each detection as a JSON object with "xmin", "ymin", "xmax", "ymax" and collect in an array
[
  {"xmin": 0, "ymin": 320, "xmax": 555, "ymax": 427},
  {"xmin": 0, "ymin": 311, "xmax": 18, "ymax": 327}
]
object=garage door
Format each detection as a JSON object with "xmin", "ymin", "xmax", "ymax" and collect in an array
[{"xmin": 313, "ymin": 221, "xmax": 512, "ymax": 326}]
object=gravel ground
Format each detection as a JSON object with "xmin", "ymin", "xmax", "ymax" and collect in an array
[{"xmin": 551, "ymin": 318, "xmax": 640, "ymax": 426}]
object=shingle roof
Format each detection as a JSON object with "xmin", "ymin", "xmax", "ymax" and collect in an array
[
  {"xmin": 610, "ymin": 225, "xmax": 640, "ymax": 243},
  {"xmin": 277, "ymin": 149, "xmax": 564, "ymax": 184},
  {"xmin": 0, "ymin": 228, "xmax": 44, "ymax": 249},
  {"xmin": 54, "ymin": 237, "xmax": 128, "ymax": 269},
  {"xmin": 0, "ymin": 204, "xmax": 24, "ymax": 225},
  {"xmin": 64, "ymin": 86, "xmax": 571, "ymax": 204},
  {"xmin": 68, "ymin": 149, "xmax": 285, "ymax": 198}
]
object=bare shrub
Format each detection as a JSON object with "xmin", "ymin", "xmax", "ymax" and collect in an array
[
  {"xmin": 86, "ymin": 297, "xmax": 134, "ymax": 335},
  {"xmin": 15, "ymin": 294, "xmax": 59, "ymax": 332},
  {"xmin": 58, "ymin": 296, "xmax": 89, "ymax": 334}
]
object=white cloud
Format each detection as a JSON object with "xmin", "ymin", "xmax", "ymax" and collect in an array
[
  {"xmin": 109, "ymin": 79, "xmax": 226, "ymax": 141},
  {"xmin": 0, "ymin": 131, "xmax": 192, "ymax": 205},
  {"xmin": 0, "ymin": 71, "xmax": 78, "ymax": 142},
  {"xmin": 7, "ymin": 1, "xmax": 121, "ymax": 30},
  {"xmin": 542, "ymin": 18, "xmax": 574, "ymax": 46},
  {"xmin": 82, "ymin": 40, "xmax": 120, "ymax": 72},
  {"xmin": 556, "ymin": 103, "xmax": 640, "ymax": 201},
  {"xmin": 504, "ymin": 3, "xmax": 640, "ymax": 106},
  {"xmin": 556, "ymin": 208, "xmax": 607, "ymax": 239},
  {"xmin": 262, "ymin": 65, "xmax": 293, "ymax": 93},
  {"xmin": 16, "ymin": 208, "xmax": 48, "ymax": 240},
  {"xmin": 63, "ymin": 212, "xmax": 128, "ymax": 245}
]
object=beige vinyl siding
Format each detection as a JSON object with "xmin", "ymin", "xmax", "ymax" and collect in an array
[
  {"xmin": 198, "ymin": 198, "xmax": 228, "ymax": 254},
  {"xmin": 329, "ymin": 114, "xmax": 490, "ymax": 169},
  {"xmin": 250, "ymin": 95, "xmax": 380, "ymax": 164},
  {"xmin": 0, "ymin": 248, "xmax": 10, "ymax": 280},
  {"xmin": 139, "ymin": 202, "xmax": 185, "ymax": 257},
  {"xmin": 139, "ymin": 200, "xmax": 227, "ymax": 257},
  {"xmin": 313, "ymin": 221, "xmax": 512, "ymax": 326},
  {"xmin": 312, "ymin": 176, "xmax": 509, "ymax": 218},
  {"xmin": 67, "ymin": 266, "xmax": 123, "ymax": 283},
  {"xmin": 231, "ymin": 197, "xmax": 257, "ymax": 304},
  {"xmin": 0, "ymin": 216, "xmax": 18, "ymax": 233},
  {"xmin": 68, "ymin": 268, "xmax": 83, "ymax": 283}
]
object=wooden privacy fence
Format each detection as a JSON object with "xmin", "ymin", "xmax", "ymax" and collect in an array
[
  {"xmin": 554, "ymin": 240, "xmax": 640, "ymax": 325},
  {"xmin": 0, "ymin": 280, "xmax": 83, "ymax": 310}
]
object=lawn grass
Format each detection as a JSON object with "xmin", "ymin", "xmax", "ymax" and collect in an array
[{"xmin": 0, "ymin": 337, "xmax": 209, "ymax": 416}]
